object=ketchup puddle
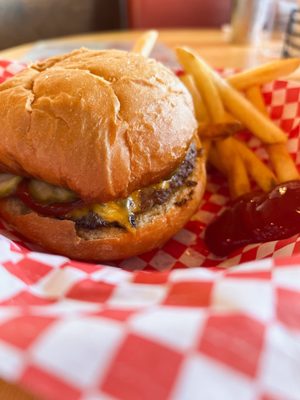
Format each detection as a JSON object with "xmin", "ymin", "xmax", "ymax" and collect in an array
[{"xmin": 205, "ymin": 180, "xmax": 300, "ymax": 257}]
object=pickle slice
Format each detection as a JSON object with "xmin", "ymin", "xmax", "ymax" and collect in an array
[
  {"xmin": 0, "ymin": 174, "xmax": 22, "ymax": 198},
  {"xmin": 28, "ymin": 179, "xmax": 76, "ymax": 204}
]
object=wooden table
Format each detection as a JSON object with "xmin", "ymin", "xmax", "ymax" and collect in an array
[
  {"xmin": 0, "ymin": 28, "xmax": 286, "ymax": 69},
  {"xmin": 0, "ymin": 28, "xmax": 298, "ymax": 400},
  {"xmin": 0, "ymin": 29, "xmax": 244, "ymax": 67}
]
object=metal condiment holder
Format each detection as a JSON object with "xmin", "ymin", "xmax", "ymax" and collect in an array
[{"xmin": 283, "ymin": 9, "xmax": 300, "ymax": 57}]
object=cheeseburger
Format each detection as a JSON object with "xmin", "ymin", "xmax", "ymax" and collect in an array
[{"xmin": 0, "ymin": 48, "xmax": 206, "ymax": 260}]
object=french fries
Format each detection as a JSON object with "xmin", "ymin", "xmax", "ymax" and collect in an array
[
  {"xmin": 245, "ymin": 86, "xmax": 300, "ymax": 183},
  {"xmin": 216, "ymin": 79, "xmax": 287, "ymax": 143},
  {"xmin": 234, "ymin": 139, "xmax": 277, "ymax": 192},
  {"xmin": 172, "ymin": 41, "xmax": 299, "ymax": 199},
  {"xmin": 209, "ymin": 136, "xmax": 278, "ymax": 195},
  {"xmin": 266, "ymin": 144, "xmax": 300, "ymax": 183},
  {"xmin": 179, "ymin": 50, "xmax": 226, "ymax": 124},
  {"xmin": 245, "ymin": 86, "xmax": 268, "ymax": 116},
  {"xmin": 201, "ymin": 138, "xmax": 212, "ymax": 160},
  {"xmin": 132, "ymin": 30, "xmax": 158, "ymax": 57},
  {"xmin": 176, "ymin": 47, "xmax": 287, "ymax": 144},
  {"xmin": 179, "ymin": 73, "xmax": 208, "ymax": 123},
  {"xmin": 178, "ymin": 53, "xmax": 242, "ymax": 139},
  {"xmin": 228, "ymin": 58, "xmax": 300, "ymax": 90},
  {"xmin": 198, "ymin": 114, "xmax": 243, "ymax": 139},
  {"xmin": 208, "ymin": 144, "xmax": 227, "ymax": 175},
  {"xmin": 215, "ymin": 138, "xmax": 250, "ymax": 198},
  {"xmin": 229, "ymin": 152, "xmax": 251, "ymax": 199}
]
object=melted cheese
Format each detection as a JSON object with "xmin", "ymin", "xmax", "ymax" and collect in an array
[
  {"xmin": 93, "ymin": 201, "xmax": 135, "ymax": 232},
  {"xmin": 68, "ymin": 198, "xmax": 138, "ymax": 232},
  {"xmin": 67, "ymin": 177, "xmax": 174, "ymax": 230}
]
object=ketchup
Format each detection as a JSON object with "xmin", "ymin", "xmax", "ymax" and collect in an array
[
  {"xmin": 205, "ymin": 180, "xmax": 300, "ymax": 257},
  {"xmin": 16, "ymin": 181, "xmax": 84, "ymax": 217}
]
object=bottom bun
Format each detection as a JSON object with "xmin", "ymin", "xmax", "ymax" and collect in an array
[{"xmin": 0, "ymin": 158, "xmax": 206, "ymax": 261}]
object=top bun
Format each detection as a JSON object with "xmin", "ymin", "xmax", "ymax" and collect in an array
[{"xmin": 0, "ymin": 48, "xmax": 197, "ymax": 202}]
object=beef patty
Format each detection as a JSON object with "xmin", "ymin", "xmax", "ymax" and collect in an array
[{"xmin": 74, "ymin": 143, "xmax": 199, "ymax": 230}]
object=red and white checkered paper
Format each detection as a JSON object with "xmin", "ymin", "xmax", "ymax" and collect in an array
[{"xmin": 0, "ymin": 60, "xmax": 300, "ymax": 400}]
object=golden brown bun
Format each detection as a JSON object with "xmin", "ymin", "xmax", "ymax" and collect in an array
[
  {"xmin": 0, "ymin": 48, "xmax": 197, "ymax": 203},
  {"xmin": 0, "ymin": 156, "xmax": 205, "ymax": 261}
]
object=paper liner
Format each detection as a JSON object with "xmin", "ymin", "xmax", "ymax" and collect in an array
[{"xmin": 0, "ymin": 59, "xmax": 300, "ymax": 400}]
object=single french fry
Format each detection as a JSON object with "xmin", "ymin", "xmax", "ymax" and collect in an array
[
  {"xmin": 229, "ymin": 151, "xmax": 251, "ymax": 199},
  {"xmin": 198, "ymin": 113, "xmax": 243, "ymax": 139},
  {"xmin": 228, "ymin": 58, "xmax": 300, "ymax": 90},
  {"xmin": 228, "ymin": 153, "xmax": 251, "ymax": 199},
  {"xmin": 245, "ymin": 86, "xmax": 268, "ymax": 116},
  {"xmin": 208, "ymin": 144, "xmax": 227, "ymax": 175},
  {"xmin": 132, "ymin": 30, "xmax": 158, "ymax": 57},
  {"xmin": 246, "ymin": 86, "xmax": 300, "ymax": 183},
  {"xmin": 176, "ymin": 47, "xmax": 287, "ymax": 144},
  {"xmin": 208, "ymin": 144, "xmax": 228, "ymax": 177},
  {"xmin": 198, "ymin": 122, "xmax": 241, "ymax": 139},
  {"xmin": 201, "ymin": 138, "xmax": 212, "ymax": 160},
  {"xmin": 215, "ymin": 138, "xmax": 250, "ymax": 198},
  {"xmin": 176, "ymin": 49, "xmax": 226, "ymax": 124},
  {"xmin": 266, "ymin": 143, "xmax": 300, "ymax": 183},
  {"xmin": 233, "ymin": 138, "xmax": 277, "ymax": 191},
  {"xmin": 180, "ymin": 73, "xmax": 208, "ymax": 122},
  {"xmin": 225, "ymin": 112, "xmax": 242, "ymax": 124}
]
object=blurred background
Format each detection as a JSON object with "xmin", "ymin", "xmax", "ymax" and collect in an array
[
  {"xmin": 0, "ymin": 0, "xmax": 299, "ymax": 60},
  {"xmin": 0, "ymin": 0, "xmax": 232, "ymax": 50}
]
